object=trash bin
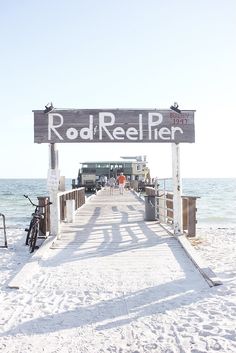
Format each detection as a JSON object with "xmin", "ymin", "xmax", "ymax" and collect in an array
[{"xmin": 144, "ymin": 195, "xmax": 156, "ymax": 221}]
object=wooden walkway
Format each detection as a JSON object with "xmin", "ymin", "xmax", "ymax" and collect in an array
[
  {"xmin": 9, "ymin": 188, "xmax": 220, "ymax": 290},
  {"xmin": 6, "ymin": 188, "xmax": 221, "ymax": 352},
  {"xmin": 52, "ymin": 187, "xmax": 165, "ymax": 251},
  {"xmin": 48, "ymin": 188, "xmax": 209, "ymax": 290}
]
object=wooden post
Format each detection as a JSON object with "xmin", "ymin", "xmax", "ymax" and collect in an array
[
  {"xmin": 37, "ymin": 196, "xmax": 50, "ymax": 236},
  {"xmin": 154, "ymin": 178, "xmax": 158, "ymax": 219},
  {"xmin": 0, "ymin": 213, "xmax": 7, "ymax": 248},
  {"xmin": 182, "ymin": 196, "xmax": 198, "ymax": 237},
  {"xmin": 182, "ymin": 197, "xmax": 188, "ymax": 232},
  {"xmin": 187, "ymin": 197, "xmax": 198, "ymax": 237},
  {"xmin": 47, "ymin": 143, "xmax": 60, "ymax": 238},
  {"xmin": 172, "ymin": 143, "xmax": 182, "ymax": 235}
]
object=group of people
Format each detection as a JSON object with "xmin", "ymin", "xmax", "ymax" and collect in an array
[{"xmin": 107, "ymin": 173, "xmax": 126, "ymax": 195}]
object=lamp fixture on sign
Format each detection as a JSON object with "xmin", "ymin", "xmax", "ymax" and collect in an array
[
  {"xmin": 170, "ymin": 102, "xmax": 181, "ymax": 114},
  {"xmin": 44, "ymin": 102, "xmax": 54, "ymax": 114}
]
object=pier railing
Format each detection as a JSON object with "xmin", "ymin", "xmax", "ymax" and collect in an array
[
  {"xmin": 58, "ymin": 188, "xmax": 85, "ymax": 221},
  {"xmin": 38, "ymin": 188, "xmax": 85, "ymax": 235},
  {"xmin": 39, "ymin": 186, "xmax": 196, "ymax": 237},
  {"xmin": 0, "ymin": 213, "xmax": 7, "ymax": 248},
  {"xmin": 37, "ymin": 196, "xmax": 51, "ymax": 237},
  {"xmin": 145, "ymin": 187, "xmax": 199, "ymax": 237}
]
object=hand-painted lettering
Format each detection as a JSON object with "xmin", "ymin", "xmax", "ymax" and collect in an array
[
  {"xmin": 37, "ymin": 110, "xmax": 192, "ymax": 143},
  {"xmin": 48, "ymin": 113, "xmax": 64, "ymax": 140}
]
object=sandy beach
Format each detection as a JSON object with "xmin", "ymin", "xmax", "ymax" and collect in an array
[{"xmin": 0, "ymin": 213, "xmax": 235, "ymax": 353}]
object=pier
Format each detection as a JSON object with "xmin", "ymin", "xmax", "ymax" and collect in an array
[
  {"xmin": 9, "ymin": 187, "xmax": 220, "ymax": 291},
  {"xmin": 7, "ymin": 187, "xmax": 222, "ymax": 351}
]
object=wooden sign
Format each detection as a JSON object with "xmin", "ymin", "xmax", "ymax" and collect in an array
[{"xmin": 33, "ymin": 109, "xmax": 195, "ymax": 143}]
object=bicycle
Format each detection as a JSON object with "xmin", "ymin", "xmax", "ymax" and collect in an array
[{"xmin": 24, "ymin": 195, "xmax": 52, "ymax": 253}]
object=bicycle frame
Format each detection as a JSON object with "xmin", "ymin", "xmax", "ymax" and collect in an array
[{"xmin": 24, "ymin": 195, "xmax": 52, "ymax": 253}]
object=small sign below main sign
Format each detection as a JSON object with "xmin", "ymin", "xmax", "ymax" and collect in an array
[{"xmin": 33, "ymin": 109, "xmax": 195, "ymax": 143}]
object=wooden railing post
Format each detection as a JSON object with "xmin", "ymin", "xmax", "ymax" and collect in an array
[
  {"xmin": 182, "ymin": 197, "xmax": 188, "ymax": 232},
  {"xmin": 166, "ymin": 192, "xmax": 173, "ymax": 222},
  {"xmin": 182, "ymin": 196, "xmax": 199, "ymax": 237},
  {"xmin": 37, "ymin": 196, "xmax": 50, "ymax": 237},
  {"xmin": 145, "ymin": 187, "xmax": 199, "ymax": 237},
  {"xmin": 187, "ymin": 196, "xmax": 198, "ymax": 237},
  {"xmin": 37, "ymin": 188, "xmax": 86, "ymax": 236},
  {"xmin": 58, "ymin": 188, "xmax": 85, "ymax": 222}
]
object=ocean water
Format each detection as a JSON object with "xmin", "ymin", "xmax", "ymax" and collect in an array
[
  {"xmin": 0, "ymin": 179, "xmax": 72, "ymax": 230},
  {"xmin": 0, "ymin": 178, "xmax": 235, "ymax": 231},
  {"xmin": 159, "ymin": 178, "xmax": 236, "ymax": 228}
]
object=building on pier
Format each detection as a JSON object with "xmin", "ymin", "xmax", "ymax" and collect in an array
[{"xmin": 72, "ymin": 156, "xmax": 151, "ymax": 191}]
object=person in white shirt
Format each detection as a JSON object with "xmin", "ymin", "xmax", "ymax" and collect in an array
[{"xmin": 108, "ymin": 176, "xmax": 116, "ymax": 195}]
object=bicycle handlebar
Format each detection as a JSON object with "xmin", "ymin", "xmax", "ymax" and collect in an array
[{"xmin": 23, "ymin": 194, "xmax": 52, "ymax": 207}]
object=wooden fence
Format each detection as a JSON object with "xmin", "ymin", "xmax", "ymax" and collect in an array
[
  {"xmin": 58, "ymin": 188, "xmax": 85, "ymax": 221},
  {"xmin": 145, "ymin": 187, "xmax": 199, "ymax": 237},
  {"xmin": 38, "ymin": 188, "xmax": 85, "ymax": 236}
]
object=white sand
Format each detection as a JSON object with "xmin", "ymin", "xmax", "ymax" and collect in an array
[{"xmin": 0, "ymin": 209, "xmax": 235, "ymax": 352}]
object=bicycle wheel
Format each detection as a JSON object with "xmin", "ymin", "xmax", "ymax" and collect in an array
[
  {"xmin": 25, "ymin": 218, "xmax": 33, "ymax": 245},
  {"xmin": 29, "ymin": 222, "xmax": 39, "ymax": 253}
]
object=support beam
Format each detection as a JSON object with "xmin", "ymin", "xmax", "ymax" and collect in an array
[{"xmin": 171, "ymin": 143, "xmax": 182, "ymax": 235}]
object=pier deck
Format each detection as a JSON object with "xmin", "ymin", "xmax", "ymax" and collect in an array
[
  {"xmin": 6, "ymin": 188, "xmax": 212, "ymax": 351},
  {"xmin": 48, "ymin": 187, "xmax": 209, "ymax": 295}
]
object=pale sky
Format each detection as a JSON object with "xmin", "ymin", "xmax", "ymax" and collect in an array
[{"xmin": 0, "ymin": 0, "xmax": 235, "ymax": 179}]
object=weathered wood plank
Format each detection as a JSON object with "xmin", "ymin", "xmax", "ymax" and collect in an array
[{"xmin": 33, "ymin": 108, "xmax": 195, "ymax": 143}]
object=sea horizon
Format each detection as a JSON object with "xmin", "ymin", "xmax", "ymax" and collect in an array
[
  {"xmin": 0, "ymin": 176, "xmax": 235, "ymax": 178},
  {"xmin": 0, "ymin": 177, "xmax": 235, "ymax": 230}
]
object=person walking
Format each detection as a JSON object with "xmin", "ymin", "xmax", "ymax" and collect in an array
[
  {"xmin": 117, "ymin": 172, "xmax": 126, "ymax": 195},
  {"xmin": 108, "ymin": 176, "xmax": 116, "ymax": 195}
]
